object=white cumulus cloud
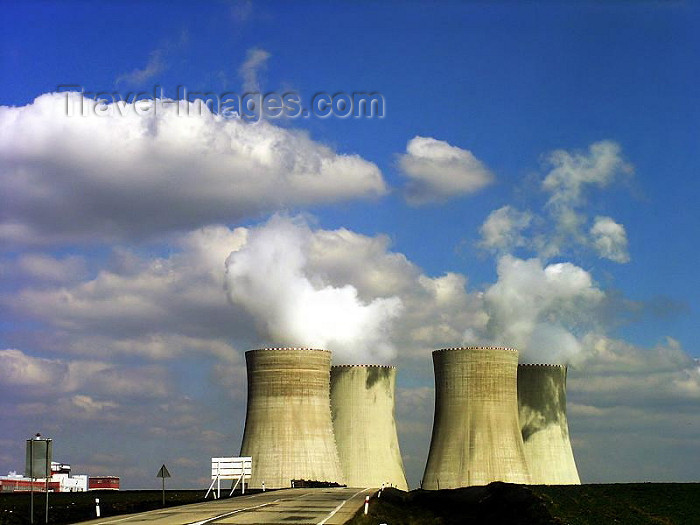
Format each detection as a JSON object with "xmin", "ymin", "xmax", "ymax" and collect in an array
[
  {"xmin": 478, "ymin": 205, "xmax": 533, "ymax": 253},
  {"xmin": 540, "ymin": 140, "xmax": 633, "ymax": 257},
  {"xmin": 0, "ymin": 93, "xmax": 386, "ymax": 246},
  {"xmin": 0, "ymin": 348, "xmax": 170, "ymax": 399},
  {"xmin": 542, "ymin": 140, "xmax": 633, "ymax": 207},
  {"xmin": 590, "ymin": 216, "xmax": 630, "ymax": 263},
  {"xmin": 0, "ymin": 349, "xmax": 62, "ymax": 387},
  {"xmin": 477, "ymin": 141, "xmax": 633, "ymax": 263},
  {"xmin": 399, "ymin": 136, "xmax": 494, "ymax": 204}
]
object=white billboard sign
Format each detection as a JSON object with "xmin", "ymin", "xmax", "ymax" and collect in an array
[
  {"xmin": 210, "ymin": 457, "xmax": 252, "ymax": 480},
  {"xmin": 206, "ymin": 457, "xmax": 252, "ymax": 499}
]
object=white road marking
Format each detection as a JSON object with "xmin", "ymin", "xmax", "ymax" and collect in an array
[
  {"xmin": 316, "ymin": 488, "xmax": 371, "ymax": 525},
  {"xmin": 186, "ymin": 500, "xmax": 275, "ymax": 525},
  {"xmin": 91, "ymin": 516, "xmax": 139, "ymax": 525},
  {"xmin": 186, "ymin": 490, "xmax": 318, "ymax": 525}
]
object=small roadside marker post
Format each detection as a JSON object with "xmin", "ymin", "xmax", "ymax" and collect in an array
[
  {"xmin": 95, "ymin": 498, "xmax": 100, "ymax": 518},
  {"xmin": 156, "ymin": 465, "xmax": 171, "ymax": 507},
  {"xmin": 364, "ymin": 495, "xmax": 369, "ymax": 515}
]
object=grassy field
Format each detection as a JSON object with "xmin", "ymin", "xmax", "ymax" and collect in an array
[
  {"xmin": 0, "ymin": 489, "xmax": 254, "ymax": 525},
  {"xmin": 347, "ymin": 483, "xmax": 700, "ymax": 525},
  {"xmin": 532, "ymin": 484, "xmax": 700, "ymax": 525}
]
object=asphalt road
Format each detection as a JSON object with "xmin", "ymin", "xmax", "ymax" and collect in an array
[{"xmin": 76, "ymin": 487, "xmax": 372, "ymax": 525}]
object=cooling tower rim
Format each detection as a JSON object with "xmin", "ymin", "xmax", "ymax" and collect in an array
[
  {"xmin": 246, "ymin": 347, "xmax": 330, "ymax": 353},
  {"xmin": 331, "ymin": 364, "xmax": 395, "ymax": 369},
  {"xmin": 518, "ymin": 363, "xmax": 567, "ymax": 368},
  {"xmin": 434, "ymin": 346, "xmax": 518, "ymax": 353}
]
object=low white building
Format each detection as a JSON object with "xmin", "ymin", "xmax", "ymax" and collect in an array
[{"xmin": 0, "ymin": 462, "xmax": 88, "ymax": 492}]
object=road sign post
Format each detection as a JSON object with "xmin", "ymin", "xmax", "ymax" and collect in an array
[
  {"xmin": 156, "ymin": 465, "xmax": 171, "ymax": 507},
  {"xmin": 25, "ymin": 434, "xmax": 52, "ymax": 525}
]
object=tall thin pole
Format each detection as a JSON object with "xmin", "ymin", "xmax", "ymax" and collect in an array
[
  {"xmin": 162, "ymin": 476, "xmax": 165, "ymax": 507},
  {"xmin": 30, "ymin": 476, "xmax": 34, "ymax": 525},
  {"xmin": 45, "ymin": 473, "xmax": 49, "ymax": 524},
  {"xmin": 29, "ymin": 441, "xmax": 34, "ymax": 525}
]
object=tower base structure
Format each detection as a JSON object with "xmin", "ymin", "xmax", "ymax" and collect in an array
[
  {"xmin": 239, "ymin": 348, "xmax": 344, "ymax": 488},
  {"xmin": 330, "ymin": 365, "xmax": 408, "ymax": 490},
  {"xmin": 517, "ymin": 364, "xmax": 581, "ymax": 485},
  {"xmin": 422, "ymin": 347, "xmax": 531, "ymax": 489}
]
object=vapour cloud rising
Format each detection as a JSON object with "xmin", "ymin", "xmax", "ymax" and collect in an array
[{"xmin": 224, "ymin": 215, "xmax": 403, "ymax": 363}]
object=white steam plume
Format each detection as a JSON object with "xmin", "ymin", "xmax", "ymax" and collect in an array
[
  {"xmin": 224, "ymin": 215, "xmax": 403, "ymax": 363},
  {"xmin": 481, "ymin": 255, "xmax": 605, "ymax": 364}
]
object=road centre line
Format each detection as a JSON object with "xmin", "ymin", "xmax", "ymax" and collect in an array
[{"xmin": 316, "ymin": 487, "xmax": 372, "ymax": 525}]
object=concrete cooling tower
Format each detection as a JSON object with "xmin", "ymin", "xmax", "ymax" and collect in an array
[
  {"xmin": 330, "ymin": 365, "xmax": 409, "ymax": 490},
  {"xmin": 517, "ymin": 364, "xmax": 581, "ymax": 485},
  {"xmin": 239, "ymin": 348, "xmax": 344, "ymax": 488},
  {"xmin": 422, "ymin": 347, "xmax": 531, "ymax": 489}
]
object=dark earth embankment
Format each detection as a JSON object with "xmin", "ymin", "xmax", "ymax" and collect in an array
[
  {"xmin": 346, "ymin": 483, "xmax": 700, "ymax": 525},
  {"xmin": 0, "ymin": 489, "xmax": 256, "ymax": 525}
]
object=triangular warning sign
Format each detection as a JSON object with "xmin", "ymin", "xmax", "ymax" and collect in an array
[{"xmin": 157, "ymin": 464, "xmax": 171, "ymax": 478}]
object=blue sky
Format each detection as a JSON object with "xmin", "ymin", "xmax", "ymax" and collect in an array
[{"xmin": 1, "ymin": 1, "xmax": 699, "ymax": 488}]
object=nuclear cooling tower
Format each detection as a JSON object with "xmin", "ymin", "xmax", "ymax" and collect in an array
[
  {"xmin": 422, "ymin": 347, "xmax": 531, "ymax": 489},
  {"xmin": 239, "ymin": 348, "xmax": 344, "ymax": 488},
  {"xmin": 517, "ymin": 364, "xmax": 581, "ymax": 485},
  {"xmin": 330, "ymin": 365, "xmax": 409, "ymax": 490}
]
